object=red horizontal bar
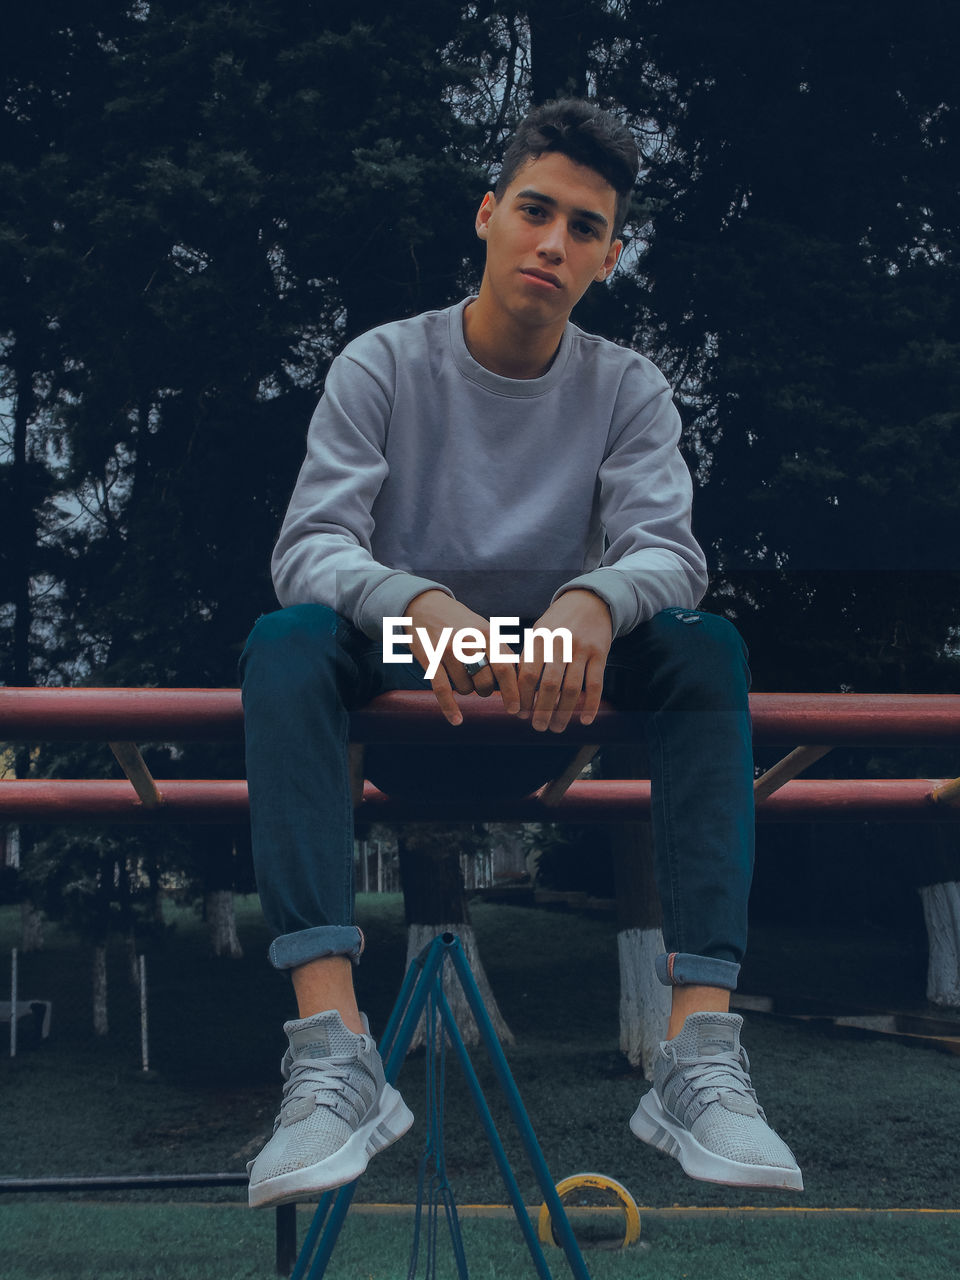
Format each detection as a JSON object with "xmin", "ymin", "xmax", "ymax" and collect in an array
[
  {"xmin": 0, "ymin": 780, "xmax": 250, "ymax": 823},
  {"xmin": 0, "ymin": 779, "xmax": 954, "ymax": 824},
  {"xmin": 2, "ymin": 687, "xmax": 959, "ymax": 745},
  {"xmin": 373, "ymin": 778, "xmax": 953, "ymax": 822},
  {"xmin": 0, "ymin": 688, "xmax": 243, "ymax": 742}
]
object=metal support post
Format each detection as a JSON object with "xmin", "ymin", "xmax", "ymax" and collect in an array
[{"xmin": 292, "ymin": 933, "xmax": 592, "ymax": 1280}]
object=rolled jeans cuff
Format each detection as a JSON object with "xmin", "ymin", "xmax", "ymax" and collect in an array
[
  {"xmin": 656, "ymin": 951, "xmax": 740, "ymax": 991},
  {"xmin": 268, "ymin": 925, "xmax": 365, "ymax": 971}
]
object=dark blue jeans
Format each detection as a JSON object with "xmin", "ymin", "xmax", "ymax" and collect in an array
[{"xmin": 239, "ymin": 604, "xmax": 754, "ymax": 991}]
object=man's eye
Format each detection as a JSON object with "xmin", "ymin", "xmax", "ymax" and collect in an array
[
  {"xmin": 522, "ymin": 205, "xmax": 545, "ymax": 217},
  {"xmin": 574, "ymin": 221, "xmax": 598, "ymax": 237}
]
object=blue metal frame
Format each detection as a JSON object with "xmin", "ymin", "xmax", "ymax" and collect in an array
[{"xmin": 292, "ymin": 932, "xmax": 592, "ymax": 1280}]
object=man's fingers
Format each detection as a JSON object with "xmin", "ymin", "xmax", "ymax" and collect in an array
[
  {"xmin": 548, "ymin": 661, "xmax": 588, "ymax": 733},
  {"xmin": 463, "ymin": 657, "xmax": 521, "ymax": 712},
  {"xmin": 492, "ymin": 662, "xmax": 521, "ymax": 714},
  {"xmin": 579, "ymin": 655, "xmax": 606, "ymax": 726},
  {"xmin": 469, "ymin": 662, "xmax": 498, "ymax": 698},
  {"xmin": 430, "ymin": 669, "xmax": 463, "ymax": 726},
  {"xmin": 444, "ymin": 659, "xmax": 476, "ymax": 696},
  {"xmin": 530, "ymin": 663, "xmax": 566, "ymax": 732},
  {"xmin": 516, "ymin": 658, "xmax": 543, "ymax": 719}
]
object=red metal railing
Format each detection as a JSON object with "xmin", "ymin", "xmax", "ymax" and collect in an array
[
  {"xmin": 1, "ymin": 687, "xmax": 958, "ymax": 823},
  {"xmin": 2, "ymin": 686, "xmax": 959, "ymax": 744}
]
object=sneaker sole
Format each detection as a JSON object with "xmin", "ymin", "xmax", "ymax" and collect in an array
[
  {"xmin": 248, "ymin": 1085, "xmax": 415, "ymax": 1209},
  {"xmin": 630, "ymin": 1090, "xmax": 803, "ymax": 1191}
]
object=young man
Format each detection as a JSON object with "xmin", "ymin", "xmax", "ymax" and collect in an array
[{"xmin": 240, "ymin": 99, "xmax": 802, "ymax": 1209}]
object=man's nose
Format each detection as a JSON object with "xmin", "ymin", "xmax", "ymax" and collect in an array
[{"xmin": 537, "ymin": 222, "xmax": 566, "ymax": 261}]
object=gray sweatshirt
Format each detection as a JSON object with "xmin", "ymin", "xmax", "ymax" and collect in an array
[{"xmin": 272, "ymin": 297, "xmax": 708, "ymax": 639}]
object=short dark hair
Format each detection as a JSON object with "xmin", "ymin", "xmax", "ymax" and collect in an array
[{"xmin": 495, "ymin": 99, "xmax": 639, "ymax": 239}]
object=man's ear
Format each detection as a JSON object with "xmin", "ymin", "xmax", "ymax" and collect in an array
[
  {"xmin": 595, "ymin": 237, "xmax": 623, "ymax": 283},
  {"xmin": 476, "ymin": 191, "xmax": 496, "ymax": 239}
]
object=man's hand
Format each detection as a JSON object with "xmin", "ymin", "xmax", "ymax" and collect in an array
[
  {"xmin": 406, "ymin": 590, "xmax": 521, "ymax": 726},
  {"xmin": 516, "ymin": 589, "xmax": 613, "ymax": 733}
]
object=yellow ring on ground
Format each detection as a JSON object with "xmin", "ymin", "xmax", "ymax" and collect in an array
[{"xmin": 537, "ymin": 1172, "xmax": 641, "ymax": 1249}]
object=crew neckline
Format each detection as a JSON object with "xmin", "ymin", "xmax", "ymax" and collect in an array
[{"xmin": 448, "ymin": 297, "xmax": 573, "ymax": 396}]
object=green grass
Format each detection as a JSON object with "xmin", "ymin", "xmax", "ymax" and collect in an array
[
  {"xmin": 2, "ymin": 895, "xmax": 960, "ymax": 1209},
  {"xmin": 3, "ymin": 1204, "xmax": 960, "ymax": 1280}
]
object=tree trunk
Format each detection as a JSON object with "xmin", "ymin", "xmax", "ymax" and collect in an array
[
  {"xmin": 92, "ymin": 945, "xmax": 109, "ymax": 1036},
  {"xmin": 919, "ymin": 881, "xmax": 960, "ymax": 1008},
  {"xmin": 126, "ymin": 930, "xmax": 140, "ymax": 985},
  {"xmin": 202, "ymin": 830, "xmax": 244, "ymax": 957},
  {"xmin": 206, "ymin": 888, "xmax": 243, "ymax": 958},
  {"xmin": 398, "ymin": 823, "xmax": 514, "ymax": 1050},
  {"xmin": 144, "ymin": 854, "xmax": 165, "ymax": 927},
  {"xmin": 605, "ymin": 747, "xmax": 670, "ymax": 1079},
  {"xmin": 404, "ymin": 921, "xmax": 514, "ymax": 1051},
  {"xmin": 20, "ymin": 901, "xmax": 46, "ymax": 952},
  {"xmin": 617, "ymin": 926, "xmax": 670, "ymax": 1079},
  {"xmin": 10, "ymin": 332, "xmax": 38, "ymax": 695}
]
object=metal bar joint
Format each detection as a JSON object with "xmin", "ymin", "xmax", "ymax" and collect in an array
[
  {"xmin": 109, "ymin": 742, "xmax": 163, "ymax": 809},
  {"xmin": 754, "ymin": 745, "xmax": 833, "ymax": 802}
]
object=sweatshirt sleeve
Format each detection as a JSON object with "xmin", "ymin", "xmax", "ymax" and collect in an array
[
  {"xmin": 270, "ymin": 351, "xmax": 452, "ymax": 637},
  {"xmin": 552, "ymin": 367, "xmax": 709, "ymax": 637}
]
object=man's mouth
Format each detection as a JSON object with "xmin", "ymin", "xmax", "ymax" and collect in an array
[{"xmin": 520, "ymin": 268, "xmax": 562, "ymax": 289}]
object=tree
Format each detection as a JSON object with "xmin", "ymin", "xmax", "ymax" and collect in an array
[
  {"xmin": 601, "ymin": 747, "xmax": 670, "ymax": 1079},
  {"xmin": 916, "ymin": 827, "xmax": 960, "ymax": 1008},
  {"xmin": 1, "ymin": 6, "xmax": 138, "ymax": 954},
  {"xmin": 612, "ymin": 1, "xmax": 960, "ymax": 690},
  {"xmin": 1, "ymin": 6, "xmax": 127, "ymax": 689},
  {"xmin": 397, "ymin": 822, "xmax": 515, "ymax": 1050},
  {"xmin": 23, "ymin": 807, "xmax": 171, "ymax": 1034},
  {"xmin": 2, "ymin": 1, "xmax": 493, "ymax": 951}
]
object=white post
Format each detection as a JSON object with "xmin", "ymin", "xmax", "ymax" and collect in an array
[
  {"xmin": 10, "ymin": 948, "xmax": 17, "ymax": 1058},
  {"xmin": 139, "ymin": 954, "xmax": 149, "ymax": 1072}
]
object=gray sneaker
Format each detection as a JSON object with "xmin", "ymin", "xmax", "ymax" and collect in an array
[
  {"xmin": 629, "ymin": 1012, "xmax": 803, "ymax": 1190},
  {"xmin": 247, "ymin": 1010, "xmax": 414, "ymax": 1209}
]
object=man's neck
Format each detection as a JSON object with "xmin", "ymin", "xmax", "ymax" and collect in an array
[{"xmin": 462, "ymin": 292, "xmax": 566, "ymax": 380}]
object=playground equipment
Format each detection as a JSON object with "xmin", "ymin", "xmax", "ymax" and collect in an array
[{"xmin": 1, "ymin": 687, "xmax": 958, "ymax": 823}]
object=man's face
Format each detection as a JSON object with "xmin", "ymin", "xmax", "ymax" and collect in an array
[{"xmin": 476, "ymin": 151, "xmax": 623, "ymax": 328}]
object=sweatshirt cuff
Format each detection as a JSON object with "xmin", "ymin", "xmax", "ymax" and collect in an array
[
  {"xmin": 357, "ymin": 573, "xmax": 455, "ymax": 640},
  {"xmin": 551, "ymin": 569, "xmax": 638, "ymax": 638}
]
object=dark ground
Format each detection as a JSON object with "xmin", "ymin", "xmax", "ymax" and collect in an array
[{"xmin": 2, "ymin": 892, "xmax": 958, "ymax": 1214}]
